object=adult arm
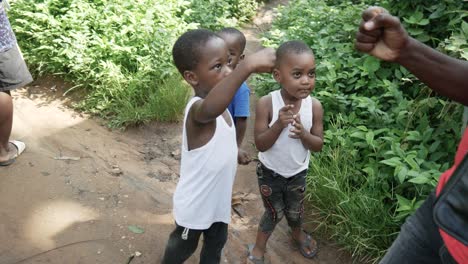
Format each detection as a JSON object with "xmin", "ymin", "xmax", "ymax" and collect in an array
[{"xmin": 356, "ymin": 7, "xmax": 468, "ymax": 105}]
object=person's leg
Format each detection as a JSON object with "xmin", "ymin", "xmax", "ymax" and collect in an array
[
  {"xmin": 284, "ymin": 170, "xmax": 317, "ymax": 257},
  {"xmin": 161, "ymin": 223, "xmax": 203, "ymax": 264},
  {"xmin": 379, "ymin": 192, "xmax": 451, "ymax": 264},
  {"xmin": 199, "ymin": 222, "xmax": 228, "ymax": 264},
  {"xmin": 0, "ymin": 44, "xmax": 33, "ymax": 164},
  {"xmin": 0, "ymin": 91, "xmax": 14, "ymax": 162},
  {"xmin": 250, "ymin": 163, "xmax": 286, "ymax": 259}
]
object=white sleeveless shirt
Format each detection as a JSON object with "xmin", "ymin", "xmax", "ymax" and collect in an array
[
  {"xmin": 258, "ymin": 90, "xmax": 313, "ymax": 177},
  {"xmin": 173, "ymin": 97, "xmax": 238, "ymax": 229}
]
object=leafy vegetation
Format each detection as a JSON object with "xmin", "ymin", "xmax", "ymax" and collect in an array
[
  {"xmin": 255, "ymin": 0, "xmax": 466, "ymax": 261},
  {"xmin": 8, "ymin": 0, "xmax": 259, "ymax": 127},
  {"xmin": 185, "ymin": 0, "xmax": 259, "ymax": 30}
]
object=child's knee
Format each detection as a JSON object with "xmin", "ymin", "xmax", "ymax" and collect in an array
[
  {"xmin": 259, "ymin": 209, "xmax": 284, "ymax": 232},
  {"xmin": 285, "ymin": 207, "xmax": 304, "ymax": 228}
]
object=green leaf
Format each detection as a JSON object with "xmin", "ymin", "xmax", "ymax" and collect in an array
[
  {"xmin": 380, "ymin": 157, "xmax": 403, "ymax": 167},
  {"xmin": 362, "ymin": 166, "xmax": 375, "ymax": 177},
  {"xmin": 128, "ymin": 225, "xmax": 145, "ymax": 234},
  {"xmin": 363, "ymin": 56, "xmax": 380, "ymax": 73},
  {"xmin": 405, "ymin": 156, "xmax": 420, "ymax": 170},
  {"xmin": 350, "ymin": 131, "xmax": 365, "ymax": 140},
  {"xmin": 417, "ymin": 19, "xmax": 429, "ymax": 26},
  {"xmin": 396, "ymin": 194, "xmax": 413, "ymax": 211},
  {"xmin": 409, "ymin": 176, "xmax": 430, "ymax": 184},
  {"xmin": 396, "ymin": 166, "xmax": 408, "ymax": 184},
  {"xmin": 366, "ymin": 131, "xmax": 374, "ymax": 146},
  {"xmin": 406, "ymin": 131, "xmax": 421, "ymax": 141},
  {"xmin": 462, "ymin": 21, "xmax": 468, "ymax": 37}
]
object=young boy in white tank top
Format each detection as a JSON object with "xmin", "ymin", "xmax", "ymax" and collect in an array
[
  {"xmin": 248, "ymin": 41, "xmax": 324, "ymax": 263},
  {"xmin": 161, "ymin": 29, "xmax": 275, "ymax": 264}
]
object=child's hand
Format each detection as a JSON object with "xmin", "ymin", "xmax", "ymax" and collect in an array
[
  {"xmin": 289, "ymin": 113, "xmax": 306, "ymax": 139},
  {"xmin": 238, "ymin": 148, "xmax": 251, "ymax": 165},
  {"xmin": 277, "ymin": 104, "xmax": 295, "ymax": 128},
  {"xmin": 244, "ymin": 48, "xmax": 276, "ymax": 73}
]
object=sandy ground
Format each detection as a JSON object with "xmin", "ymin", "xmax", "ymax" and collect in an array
[{"xmin": 0, "ymin": 1, "xmax": 355, "ymax": 264}]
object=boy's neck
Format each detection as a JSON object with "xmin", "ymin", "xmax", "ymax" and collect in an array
[
  {"xmin": 194, "ymin": 89, "xmax": 208, "ymax": 98},
  {"xmin": 280, "ymin": 88, "xmax": 301, "ymax": 105}
]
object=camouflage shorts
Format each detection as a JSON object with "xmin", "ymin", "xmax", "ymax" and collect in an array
[{"xmin": 256, "ymin": 162, "xmax": 307, "ymax": 232}]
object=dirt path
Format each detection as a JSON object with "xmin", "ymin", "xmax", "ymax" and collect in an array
[{"xmin": 0, "ymin": 2, "xmax": 353, "ymax": 264}]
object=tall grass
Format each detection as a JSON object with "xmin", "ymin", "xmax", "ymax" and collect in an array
[
  {"xmin": 108, "ymin": 77, "xmax": 191, "ymax": 127},
  {"xmin": 307, "ymin": 121, "xmax": 399, "ymax": 263}
]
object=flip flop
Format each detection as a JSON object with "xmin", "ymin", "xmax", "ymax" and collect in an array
[
  {"xmin": 246, "ymin": 244, "xmax": 264, "ymax": 264},
  {"xmin": 0, "ymin": 140, "xmax": 26, "ymax": 166},
  {"xmin": 293, "ymin": 231, "xmax": 318, "ymax": 259}
]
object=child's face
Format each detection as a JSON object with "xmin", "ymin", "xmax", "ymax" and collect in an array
[
  {"xmin": 189, "ymin": 37, "xmax": 232, "ymax": 92},
  {"xmin": 274, "ymin": 52, "xmax": 316, "ymax": 100},
  {"xmin": 218, "ymin": 33, "xmax": 244, "ymax": 69}
]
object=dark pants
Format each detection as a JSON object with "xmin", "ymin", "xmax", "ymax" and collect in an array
[
  {"xmin": 161, "ymin": 222, "xmax": 228, "ymax": 264},
  {"xmin": 256, "ymin": 162, "xmax": 307, "ymax": 232},
  {"xmin": 379, "ymin": 192, "xmax": 457, "ymax": 264}
]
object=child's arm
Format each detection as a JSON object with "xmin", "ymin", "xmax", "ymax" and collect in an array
[
  {"xmin": 233, "ymin": 85, "xmax": 250, "ymax": 147},
  {"xmin": 191, "ymin": 49, "xmax": 275, "ymax": 124},
  {"xmin": 235, "ymin": 117, "xmax": 248, "ymax": 147},
  {"xmin": 289, "ymin": 98, "xmax": 324, "ymax": 152},
  {"xmin": 236, "ymin": 117, "xmax": 251, "ymax": 165},
  {"xmin": 255, "ymin": 96, "xmax": 295, "ymax": 152}
]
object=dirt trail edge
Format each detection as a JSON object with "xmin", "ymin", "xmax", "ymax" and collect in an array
[{"xmin": 0, "ymin": 2, "xmax": 353, "ymax": 264}]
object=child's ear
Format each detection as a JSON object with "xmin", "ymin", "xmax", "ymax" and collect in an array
[
  {"xmin": 240, "ymin": 54, "xmax": 245, "ymax": 60},
  {"xmin": 183, "ymin": 71, "xmax": 198, "ymax": 86},
  {"xmin": 273, "ymin": 68, "xmax": 281, "ymax": 82}
]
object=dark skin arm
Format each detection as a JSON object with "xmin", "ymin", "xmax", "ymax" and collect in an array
[
  {"xmin": 255, "ymin": 95, "xmax": 295, "ymax": 152},
  {"xmin": 235, "ymin": 117, "xmax": 248, "ymax": 147},
  {"xmin": 192, "ymin": 49, "xmax": 276, "ymax": 124},
  {"xmin": 289, "ymin": 98, "xmax": 324, "ymax": 152},
  {"xmin": 356, "ymin": 7, "xmax": 468, "ymax": 105},
  {"xmin": 235, "ymin": 117, "xmax": 251, "ymax": 165}
]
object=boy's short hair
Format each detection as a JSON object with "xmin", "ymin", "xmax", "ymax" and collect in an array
[
  {"xmin": 276, "ymin": 40, "xmax": 313, "ymax": 67},
  {"xmin": 218, "ymin": 27, "xmax": 246, "ymax": 52},
  {"xmin": 172, "ymin": 29, "xmax": 219, "ymax": 75}
]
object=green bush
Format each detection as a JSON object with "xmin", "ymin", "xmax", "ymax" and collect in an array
[
  {"xmin": 184, "ymin": 0, "xmax": 259, "ymax": 30},
  {"xmin": 254, "ymin": 0, "xmax": 465, "ymax": 261},
  {"xmin": 9, "ymin": 0, "xmax": 192, "ymax": 126},
  {"xmin": 8, "ymin": 0, "xmax": 259, "ymax": 127}
]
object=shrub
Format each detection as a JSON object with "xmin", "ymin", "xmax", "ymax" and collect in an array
[
  {"xmin": 254, "ymin": 0, "xmax": 465, "ymax": 261},
  {"xmin": 184, "ymin": 0, "xmax": 259, "ymax": 30},
  {"xmin": 8, "ymin": 0, "xmax": 260, "ymax": 127}
]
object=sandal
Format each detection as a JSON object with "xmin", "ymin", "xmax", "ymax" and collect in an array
[
  {"xmin": 0, "ymin": 140, "xmax": 26, "ymax": 166},
  {"xmin": 246, "ymin": 244, "xmax": 264, "ymax": 264},
  {"xmin": 293, "ymin": 231, "xmax": 318, "ymax": 259}
]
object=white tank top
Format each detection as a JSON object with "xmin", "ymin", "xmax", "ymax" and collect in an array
[
  {"xmin": 173, "ymin": 97, "xmax": 238, "ymax": 229},
  {"xmin": 258, "ymin": 90, "xmax": 313, "ymax": 177}
]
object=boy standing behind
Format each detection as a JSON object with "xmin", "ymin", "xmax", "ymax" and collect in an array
[
  {"xmin": 161, "ymin": 29, "xmax": 275, "ymax": 264},
  {"xmin": 248, "ymin": 41, "xmax": 323, "ymax": 263},
  {"xmin": 217, "ymin": 28, "xmax": 251, "ymax": 165}
]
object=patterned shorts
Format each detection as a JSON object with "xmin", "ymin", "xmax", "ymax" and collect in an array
[{"xmin": 256, "ymin": 162, "xmax": 307, "ymax": 232}]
